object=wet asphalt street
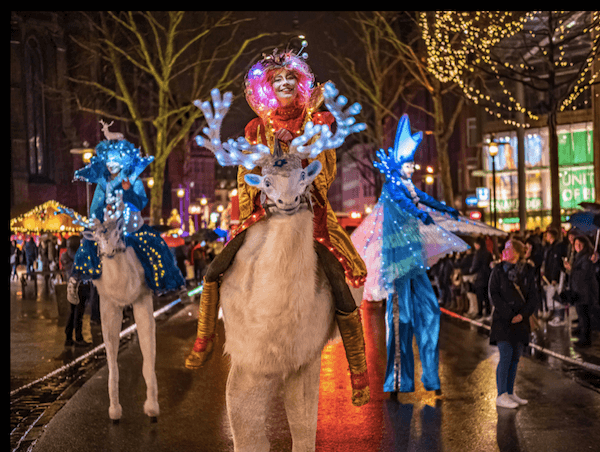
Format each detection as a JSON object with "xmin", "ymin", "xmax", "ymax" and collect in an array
[
  {"xmin": 11, "ymin": 272, "xmax": 600, "ymax": 452},
  {"xmin": 10, "ymin": 274, "xmax": 600, "ymax": 452}
]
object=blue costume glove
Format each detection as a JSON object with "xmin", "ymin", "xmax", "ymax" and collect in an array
[
  {"xmin": 445, "ymin": 207, "xmax": 459, "ymax": 220},
  {"xmin": 421, "ymin": 213, "xmax": 435, "ymax": 225}
]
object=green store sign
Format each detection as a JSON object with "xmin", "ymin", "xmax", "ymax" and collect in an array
[
  {"xmin": 559, "ymin": 167, "xmax": 596, "ymax": 209},
  {"xmin": 492, "ymin": 197, "xmax": 543, "ymax": 213},
  {"xmin": 558, "ymin": 129, "xmax": 595, "ymax": 209}
]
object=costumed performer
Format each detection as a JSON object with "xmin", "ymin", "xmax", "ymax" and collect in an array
[
  {"xmin": 185, "ymin": 45, "xmax": 370, "ymax": 406},
  {"xmin": 67, "ymin": 125, "xmax": 186, "ymax": 302},
  {"xmin": 350, "ymin": 114, "xmax": 469, "ymax": 394}
]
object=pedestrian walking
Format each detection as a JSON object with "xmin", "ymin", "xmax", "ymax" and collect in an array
[
  {"xmin": 10, "ymin": 240, "xmax": 21, "ymax": 281},
  {"xmin": 564, "ymin": 235, "xmax": 599, "ymax": 348},
  {"xmin": 488, "ymin": 239, "xmax": 539, "ymax": 409}
]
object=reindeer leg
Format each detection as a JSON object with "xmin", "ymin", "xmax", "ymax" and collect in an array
[
  {"xmin": 132, "ymin": 293, "xmax": 159, "ymax": 421},
  {"xmin": 226, "ymin": 363, "xmax": 275, "ymax": 452},
  {"xmin": 282, "ymin": 356, "xmax": 322, "ymax": 452},
  {"xmin": 100, "ymin": 296, "xmax": 124, "ymax": 422}
]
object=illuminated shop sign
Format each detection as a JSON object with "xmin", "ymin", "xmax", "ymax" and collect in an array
[{"xmin": 559, "ymin": 167, "xmax": 595, "ymax": 209}]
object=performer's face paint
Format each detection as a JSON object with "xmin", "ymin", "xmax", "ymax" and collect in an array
[
  {"xmin": 105, "ymin": 151, "xmax": 123, "ymax": 175},
  {"xmin": 400, "ymin": 162, "xmax": 415, "ymax": 179},
  {"xmin": 271, "ymin": 68, "xmax": 298, "ymax": 107}
]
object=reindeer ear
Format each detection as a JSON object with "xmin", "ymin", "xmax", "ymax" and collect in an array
[
  {"xmin": 304, "ymin": 161, "xmax": 322, "ymax": 183},
  {"xmin": 244, "ymin": 173, "xmax": 263, "ymax": 187},
  {"xmin": 82, "ymin": 230, "xmax": 95, "ymax": 242}
]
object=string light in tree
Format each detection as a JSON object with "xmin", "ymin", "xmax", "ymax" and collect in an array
[{"xmin": 420, "ymin": 11, "xmax": 599, "ymax": 127}]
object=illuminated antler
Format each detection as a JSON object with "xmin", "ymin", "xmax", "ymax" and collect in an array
[
  {"xmin": 289, "ymin": 82, "xmax": 366, "ymax": 159},
  {"xmin": 194, "ymin": 83, "xmax": 366, "ymax": 169},
  {"xmin": 194, "ymin": 89, "xmax": 271, "ymax": 170}
]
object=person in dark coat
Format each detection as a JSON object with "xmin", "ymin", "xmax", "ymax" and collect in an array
[
  {"xmin": 437, "ymin": 255, "xmax": 455, "ymax": 308},
  {"xmin": 489, "ymin": 239, "xmax": 539, "ymax": 409},
  {"xmin": 24, "ymin": 237, "xmax": 38, "ymax": 275},
  {"xmin": 467, "ymin": 236, "xmax": 493, "ymax": 317},
  {"xmin": 564, "ymin": 235, "xmax": 599, "ymax": 347},
  {"xmin": 542, "ymin": 228, "xmax": 568, "ymax": 324},
  {"xmin": 60, "ymin": 235, "xmax": 90, "ymax": 347},
  {"xmin": 10, "ymin": 240, "xmax": 21, "ymax": 280}
]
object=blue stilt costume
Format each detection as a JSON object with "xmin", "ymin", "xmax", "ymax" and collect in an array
[
  {"xmin": 72, "ymin": 137, "xmax": 185, "ymax": 295},
  {"xmin": 351, "ymin": 115, "xmax": 469, "ymax": 393}
]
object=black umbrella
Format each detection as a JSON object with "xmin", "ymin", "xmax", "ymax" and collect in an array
[
  {"xmin": 568, "ymin": 211, "xmax": 600, "ymax": 233},
  {"xmin": 189, "ymin": 229, "xmax": 220, "ymax": 242},
  {"xmin": 150, "ymin": 224, "xmax": 173, "ymax": 233},
  {"xmin": 579, "ymin": 202, "xmax": 600, "ymax": 212}
]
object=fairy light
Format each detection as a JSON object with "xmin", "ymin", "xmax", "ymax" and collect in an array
[
  {"xmin": 420, "ymin": 11, "xmax": 599, "ymax": 127},
  {"xmin": 10, "ymin": 200, "xmax": 87, "ymax": 234}
]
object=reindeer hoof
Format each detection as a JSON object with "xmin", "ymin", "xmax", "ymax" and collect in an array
[
  {"xmin": 150, "ymin": 416, "xmax": 158, "ymax": 423},
  {"xmin": 112, "ymin": 419, "xmax": 120, "ymax": 425}
]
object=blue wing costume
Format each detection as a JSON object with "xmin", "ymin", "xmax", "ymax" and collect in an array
[
  {"xmin": 351, "ymin": 115, "xmax": 469, "ymax": 393},
  {"xmin": 72, "ymin": 139, "xmax": 185, "ymax": 295}
]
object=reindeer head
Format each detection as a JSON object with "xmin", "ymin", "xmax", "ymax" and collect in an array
[
  {"xmin": 60, "ymin": 190, "xmax": 128, "ymax": 259},
  {"xmin": 244, "ymin": 140, "xmax": 322, "ymax": 215},
  {"xmin": 193, "ymin": 82, "xmax": 366, "ymax": 215},
  {"xmin": 83, "ymin": 215, "xmax": 126, "ymax": 258}
]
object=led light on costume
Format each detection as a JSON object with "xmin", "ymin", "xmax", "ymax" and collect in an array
[
  {"xmin": 65, "ymin": 127, "xmax": 185, "ymax": 295},
  {"xmin": 75, "ymin": 138, "xmax": 154, "ymax": 235},
  {"xmin": 351, "ymin": 114, "xmax": 470, "ymax": 394},
  {"xmin": 190, "ymin": 78, "xmax": 372, "ymax": 407},
  {"xmin": 244, "ymin": 45, "xmax": 313, "ymax": 117}
]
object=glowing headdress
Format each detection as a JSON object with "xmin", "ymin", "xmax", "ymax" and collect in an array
[
  {"xmin": 74, "ymin": 138, "xmax": 154, "ymax": 185},
  {"xmin": 244, "ymin": 44, "xmax": 314, "ymax": 116},
  {"xmin": 374, "ymin": 114, "xmax": 423, "ymax": 180}
]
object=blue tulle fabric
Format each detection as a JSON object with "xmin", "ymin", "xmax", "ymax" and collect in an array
[
  {"xmin": 380, "ymin": 185, "xmax": 427, "ymax": 288},
  {"xmin": 73, "ymin": 224, "xmax": 185, "ymax": 295},
  {"xmin": 351, "ymin": 182, "xmax": 469, "ymax": 301}
]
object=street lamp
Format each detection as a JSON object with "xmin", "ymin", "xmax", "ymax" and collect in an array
[
  {"xmin": 189, "ymin": 203, "xmax": 201, "ymax": 232},
  {"xmin": 70, "ymin": 143, "xmax": 95, "ymax": 217},
  {"xmin": 488, "ymin": 140, "xmax": 499, "ymax": 228},
  {"xmin": 176, "ymin": 185, "xmax": 189, "ymax": 232}
]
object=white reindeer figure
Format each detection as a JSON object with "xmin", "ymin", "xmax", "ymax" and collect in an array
[
  {"xmin": 100, "ymin": 119, "xmax": 125, "ymax": 141},
  {"xmin": 193, "ymin": 83, "xmax": 366, "ymax": 451},
  {"xmin": 63, "ymin": 196, "xmax": 159, "ymax": 423}
]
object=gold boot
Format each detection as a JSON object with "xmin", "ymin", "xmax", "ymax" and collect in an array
[
  {"xmin": 336, "ymin": 308, "xmax": 370, "ymax": 406},
  {"xmin": 185, "ymin": 278, "xmax": 219, "ymax": 369}
]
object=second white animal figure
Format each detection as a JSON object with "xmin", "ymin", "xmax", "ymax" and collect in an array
[{"xmin": 78, "ymin": 197, "xmax": 159, "ymax": 423}]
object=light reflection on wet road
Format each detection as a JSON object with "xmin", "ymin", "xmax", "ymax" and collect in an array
[{"xmin": 22, "ymin": 300, "xmax": 600, "ymax": 452}]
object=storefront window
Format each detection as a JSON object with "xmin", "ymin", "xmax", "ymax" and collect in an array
[{"xmin": 482, "ymin": 122, "xmax": 595, "ymax": 231}]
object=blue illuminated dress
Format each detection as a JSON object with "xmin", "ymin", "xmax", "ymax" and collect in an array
[
  {"xmin": 351, "ymin": 115, "xmax": 469, "ymax": 393},
  {"xmin": 72, "ymin": 138, "xmax": 185, "ymax": 295}
]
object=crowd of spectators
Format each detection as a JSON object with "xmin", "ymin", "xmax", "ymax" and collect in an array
[{"xmin": 430, "ymin": 226, "xmax": 600, "ymax": 347}]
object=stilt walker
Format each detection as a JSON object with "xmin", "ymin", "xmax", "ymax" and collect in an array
[
  {"xmin": 351, "ymin": 115, "xmax": 469, "ymax": 393},
  {"xmin": 67, "ymin": 127, "xmax": 186, "ymax": 297},
  {"xmin": 185, "ymin": 45, "xmax": 370, "ymax": 406}
]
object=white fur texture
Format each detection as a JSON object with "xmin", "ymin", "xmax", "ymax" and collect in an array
[
  {"xmin": 221, "ymin": 209, "xmax": 336, "ymax": 375},
  {"xmin": 220, "ymin": 209, "xmax": 336, "ymax": 451},
  {"xmin": 87, "ymin": 224, "xmax": 159, "ymax": 422}
]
